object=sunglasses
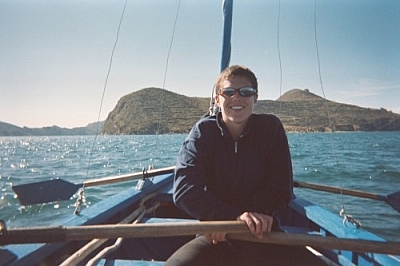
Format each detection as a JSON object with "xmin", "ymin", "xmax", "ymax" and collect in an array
[{"xmin": 218, "ymin": 86, "xmax": 257, "ymax": 97}]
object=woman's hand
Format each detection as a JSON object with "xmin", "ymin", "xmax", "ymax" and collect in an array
[
  {"xmin": 205, "ymin": 212, "xmax": 273, "ymax": 244},
  {"xmin": 237, "ymin": 212, "xmax": 273, "ymax": 239},
  {"xmin": 205, "ymin": 231, "xmax": 227, "ymax": 245}
]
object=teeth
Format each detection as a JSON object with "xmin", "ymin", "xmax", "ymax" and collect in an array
[{"xmin": 231, "ymin": 106, "xmax": 243, "ymax": 110}]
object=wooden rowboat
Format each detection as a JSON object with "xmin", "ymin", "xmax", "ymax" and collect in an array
[
  {"xmin": 1, "ymin": 171, "xmax": 400, "ymax": 265},
  {"xmin": 2, "ymin": 1, "xmax": 400, "ymax": 265}
]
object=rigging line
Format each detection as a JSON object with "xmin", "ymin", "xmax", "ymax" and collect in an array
[
  {"xmin": 156, "ymin": 0, "xmax": 181, "ymax": 136},
  {"xmin": 313, "ymin": 1, "xmax": 331, "ymax": 128},
  {"xmin": 84, "ymin": 0, "xmax": 128, "ymax": 184},
  {"xmin": 276, "ymin": 0, "xmax": 283, "ymax": 113},
  {"xmin": 313, "ymin": 1, "xmax": 344, "ymax": 207}
]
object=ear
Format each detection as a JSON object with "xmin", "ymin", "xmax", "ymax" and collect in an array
[
  {"xmin": 254, "ymin": 94, "xmax": 258, "ymax": 104},
  {"xmin": 215, "ymin": 94, "xmax": 221, "ymax": 106}
]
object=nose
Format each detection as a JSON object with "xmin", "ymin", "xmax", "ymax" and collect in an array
[{"xmin": 230, "ymin": 90, "xmax": 242, "ymax": 99}]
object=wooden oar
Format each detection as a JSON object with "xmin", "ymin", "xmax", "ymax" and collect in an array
[
  {"xmin": 294, "ymin": 181, "xmax": 400, "ymax": 213},
  {"xmin": 1, "ymin": 221, "xmax": 399, "ymax": 255},
  {"xmin": 12, "ymin": 166, "xmax": 175, "ymax": 205}
]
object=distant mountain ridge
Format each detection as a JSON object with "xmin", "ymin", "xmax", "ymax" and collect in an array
[
  {"xmin": 1, "ymin": 88, "xmax": 399, "ymax": 136},
  {"xmin": 0, "ymin": 121, "xmax": 103, "ymax": 136}
]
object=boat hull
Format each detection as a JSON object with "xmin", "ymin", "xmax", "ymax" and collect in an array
[{"xmin": 1, "ymin": 173, "xmax": 399, "ymax": 265}]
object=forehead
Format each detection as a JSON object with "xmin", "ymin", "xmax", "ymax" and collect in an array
[{"xmin": 220, "ymin": 76, "xmax": 252, "ymax": 88}]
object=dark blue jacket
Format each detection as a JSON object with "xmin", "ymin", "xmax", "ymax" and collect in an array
[{"xmin": 173, "ymin": 113, "xmax": 293, "ymax": 221}]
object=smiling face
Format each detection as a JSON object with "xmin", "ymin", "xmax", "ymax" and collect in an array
[{"xmin": 215, "ymin": 75, "xmax": 258, "ymax": 134}]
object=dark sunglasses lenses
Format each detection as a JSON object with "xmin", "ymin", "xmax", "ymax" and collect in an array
[{"xmin": 220, "ymin": 86, "xmax": 257, "ymax": 97}]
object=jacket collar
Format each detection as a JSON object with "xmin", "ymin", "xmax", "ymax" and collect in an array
[{"xmin": 216, "ymin": 111, "xmax": 254, "ymax": 138}]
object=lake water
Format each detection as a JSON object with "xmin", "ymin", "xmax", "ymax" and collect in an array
[{"xmin": 1, "ymin": 132, "xmax": 399, "ymax": 241}]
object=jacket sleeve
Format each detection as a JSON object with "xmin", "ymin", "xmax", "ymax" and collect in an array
[
  {"xmin": 253, "ymin": 116, "xmax": 293, "ymax": 215},
  {"xmin": 173, "ymin": 122, "xmax": 242, "ymax": 221}
]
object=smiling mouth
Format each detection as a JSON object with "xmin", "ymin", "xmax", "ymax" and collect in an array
[{"xmin": 231, "ymin": 106, "xmax": 244, "ymax": 110}]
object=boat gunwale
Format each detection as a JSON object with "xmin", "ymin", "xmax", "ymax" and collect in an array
[
  {"xmin": 2, "ymin": 173, "xmax": 174, "ymax": 266},
  {"xmin": 2, "ymin": 173, "xmax": 400, "ymax": 265}
]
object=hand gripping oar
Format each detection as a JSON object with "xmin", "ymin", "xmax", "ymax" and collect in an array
[
  {"xmin": 12, "ymin": 166, "xmax": 175, "ymax": 205},
  {"xmin": 294, "ymin": 181, "xmax": 400, "ymax": 213}
]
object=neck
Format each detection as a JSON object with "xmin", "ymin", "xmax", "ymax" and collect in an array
[
  {"xmin": 218, "ymin": 112, "xmax": 250, "ymax": 141},
  {"xmin": 225, "ymin": 122, "xmax": 246, "ymax": 141}
]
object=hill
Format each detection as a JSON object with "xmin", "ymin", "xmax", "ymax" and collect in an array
[
  {"xmin": 2, "ymin": 88, "xmax": 399, "ymax": 136},
  {"xmin": 101, "ymin": 88, "xmax": 400, "ymax": 134},
  {"xmin": 0, "ymin": 121, "xmax": 103, "ymax": 136},
  {"xmin": 102, "ymin": 88, "xmax": 209, "ymax": 134},
  {"xmin": 273, "ymin": 89, "xmax": 400, "ymax": 131}
]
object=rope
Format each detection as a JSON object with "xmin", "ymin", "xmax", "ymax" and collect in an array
[
  {"xmin": 276, "ymin": 0, "xmax": 283, "ymax": 113},
  {"xmin": 340, "ymin": 206, "xmax": 362, "ymax": 229},
  {"xmin": 312, "ymin": 0, "xmax": 358, "ymax": 225},
  {"xmin": 87, "ymin": 202, "xmax": 161, "ymax": 266},
  {"xmin": 75, "ymin": 0, "xmax": 128, "ymax": 215},
  {"xmin": 60, "ymin": 193, "xmax": 159, "ymax": 266},
  {"xmin": 73, "ymin": 188, "xmax": 86, "ymax": 215},
  {"xmin": 156, "ymin": 0, "xmax": 181, "ymax": 136}
]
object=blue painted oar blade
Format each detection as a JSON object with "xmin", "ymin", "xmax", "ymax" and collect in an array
[
  {"xmin": 387, "ymin": 190, "xmax": 400, "ymax": 213},
  {"xmin": 12, "ymin": 179, "xmax": 82, "ymax": 205}
]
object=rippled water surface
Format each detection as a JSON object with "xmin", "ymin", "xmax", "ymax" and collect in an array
[{"xmin": 1, "ymin": 132, "xmax": 399, "ymax": 241}]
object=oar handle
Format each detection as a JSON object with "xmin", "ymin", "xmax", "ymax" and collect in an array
[
  {"xmin": 294, "ymin": 181, "xmax": 386, "ymax": 201},
  {"xmin": 0, "ymin": 221, "xmax": 247, "ymax": 244},
  {"xmin": 229, "ymin": 231, "xmax": 400, "ymax": 255},
  {"xmin": 1, "ymin": 221, "xmax": 400, "ymax": 255},
  {"xmin": 83, "ymin": 166, "xmax": 175, "ymax": 187}
]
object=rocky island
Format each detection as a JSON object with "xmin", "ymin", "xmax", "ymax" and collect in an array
[
  {"xmin": 101, "ymin": 88, "xmax": 400, "ymax": 134},
  {"xmin": 2, "ymin": 88, "xmax": 399, "ymax": 136}
]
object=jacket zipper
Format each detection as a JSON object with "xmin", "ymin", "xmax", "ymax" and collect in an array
[{"xmin": 234, "ymin": 135, "xmax": 244, "ymax": 154}]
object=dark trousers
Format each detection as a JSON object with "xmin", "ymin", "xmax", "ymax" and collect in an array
[{"xmin": 164, "ymin": 235, "xmax": 326, "ymax": 266}]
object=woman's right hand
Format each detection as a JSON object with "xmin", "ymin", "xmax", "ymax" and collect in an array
[{"xmin": 237, "ymin": 212, "xmax": 273, "ymax": 239}]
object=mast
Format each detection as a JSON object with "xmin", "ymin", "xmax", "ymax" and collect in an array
[
  {"xmin": 210, "ymin": 0, "xmax": 234, "ymax": 115},
  {"xmin": 220, "ymin": 0, "xmax": 233, "ymax": 72}
]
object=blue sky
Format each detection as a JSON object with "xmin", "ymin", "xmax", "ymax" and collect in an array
[{"xmin": 1, "ymin": 0, "xmax": 399, "ymax": 128}]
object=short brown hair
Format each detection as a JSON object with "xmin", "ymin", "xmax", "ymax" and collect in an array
[{"xmin": 215, "ymin": 65, "xmax": 258, "ymax": 93}]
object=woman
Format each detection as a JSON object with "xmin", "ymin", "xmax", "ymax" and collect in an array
[{"xmin": 166, "ymin": 65, "xmax": 320, "ymax": 265}]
